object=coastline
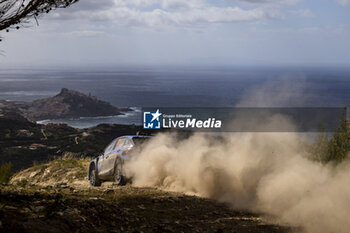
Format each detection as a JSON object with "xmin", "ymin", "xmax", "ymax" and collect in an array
[{"xmin": 36, "ymin": 108, "xmax": 142, "ymax": 129}]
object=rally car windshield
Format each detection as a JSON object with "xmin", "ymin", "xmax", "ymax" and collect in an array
[{"xmin": 132, "ymin": 137, "xmax": 150, "ymax": 146}]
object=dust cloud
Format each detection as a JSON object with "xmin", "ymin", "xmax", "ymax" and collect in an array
[
  {"xmin": 125, "ymin": 79, "xmax": 350, "ymax": 233},
  {"xmin": 125, "ymin": 130, "xmax": 350, "ymax": 233}
]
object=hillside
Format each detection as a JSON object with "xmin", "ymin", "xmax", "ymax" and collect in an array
[
  {"xmin": 0, "ymin": 109, "xmax": 144, "ymax": 171},
  {"xmin": 0, "ymin": 158, "xmax": 292, "ymax": 233}
]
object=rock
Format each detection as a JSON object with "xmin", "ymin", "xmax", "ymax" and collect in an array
[
  {"xmin": 15, "ymin": 188, "xmax": 23, "ymax": 193},
  {"xmin": 103, "ymin": 189, "xmax": 114, "ymax": 195},
  {"xmin": 137, "ymin": 204, "xmax": 146, "ymax": 210},
  {"xmin": 29, "ymin": 171, "xmax": 40, "ymax": 178},
  {"xmin": 55, "ymin": 182, "xmax": 68, "ymax": 188},
  {"xmin": 22, "ymin": 207, "xmax": 31, "ymax": 213},
  {"xmin": 22, "ymin": 88, "xmax": 130, "ymax": 121},
  {"xmin": 56, "ymin": 211, "xmax": 64, "ymax": 216},
  {"xmin": 33, "ymin": 206, "xmax": 45, "ymax": 213}
]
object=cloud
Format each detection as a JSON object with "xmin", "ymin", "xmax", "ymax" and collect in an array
[
  {"xmin": 337, "ymin": 0, "xmax": 350, "ymax": 6},
  {"xmin": 233, "ymin": 0, "xmax": 300, "ymax": 6},
  {"xmin": 64, "ymin": 30, "xmax": 106, "ymax": 38},
  {"xmin": 49, "ymin": 0, "xmax": 283, "ymax": 28},
  {"xmin": 114, "ymin": 0, "xmax": 158, "ymax": 8},
  {"xmin": 66, "ymin": 0, "xmax": 116, "ymax": 11},
  {"xmin": 161, "ymin": 0, "xmax": 205, "ymax": 10},
  {"xmin": 290, "ymin": 9, "xmax": 314, "ymax": 18},
  {"xmin": 109, "ymin": 7, "xmax": 280, "ymax": 27},
  {"xmin": 114, "ymin": 0, "xmax": 205, "ymax": 9}
]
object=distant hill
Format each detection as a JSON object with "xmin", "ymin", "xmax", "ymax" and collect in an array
[
  {"xmin": 0, "ymin": 108, "xmax": 144, "ymax": 171},
  {"xmin": 14, "ymin": 88, "xmax": 130, "ymax": 121}
]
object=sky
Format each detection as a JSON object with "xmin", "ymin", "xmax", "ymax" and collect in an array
[{"xmin": 1, "ymin": 0, "xmax": 350, "ymax": 67}]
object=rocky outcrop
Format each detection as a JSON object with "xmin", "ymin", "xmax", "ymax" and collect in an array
[
  {"xmin": 10, "ymin": 158, "xmax": 90, "ymax": 189},
  {"xmin": 22, "ymin": 88, "xmax": 129, "ymax": 121}
]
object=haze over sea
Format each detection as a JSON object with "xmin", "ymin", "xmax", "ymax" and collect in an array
[{"xmin": 1, "ymin": 66, "xmax": 350, "ymax": 128}]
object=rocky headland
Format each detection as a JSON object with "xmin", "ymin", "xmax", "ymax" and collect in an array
[{"xmin": 0, "ymin": 88, "xmax": 130, "ymax": 121}]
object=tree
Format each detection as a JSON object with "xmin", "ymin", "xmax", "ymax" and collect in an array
[
  {"xmin": 327, "ymin": 107, "xmax": 350, "ymax": 163},
  {"xmin": 0, "ymin": 161, "xmax": 13, "ymax": 184},
  {"xmin": 0, "ymin": 0, "xmax": 78, "ymax": 35}
]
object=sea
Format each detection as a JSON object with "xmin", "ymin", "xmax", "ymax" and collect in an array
[{"xmin": 1, "ymin": 65, "xmax": 350, "ymax": 128}]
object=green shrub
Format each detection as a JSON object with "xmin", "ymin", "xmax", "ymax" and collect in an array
[
  {"xmin": 311, "ymin": 108, "xmax": 350, "ymax": 164},
  {"xmin": 0, "ymin": 162, "xmax": 13, "ymax": 184},
  {"xmin": 326, "ymin": 108, "xmax": 350, "ymax": 164}
]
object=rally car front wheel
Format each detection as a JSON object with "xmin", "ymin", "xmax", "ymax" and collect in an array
[
  {"xmin": 89, "ymin": 168, "xmax": 101, "ymax": 187},
  {"xmin": 114, "ymin": 159, "xmax": 126, "ymax": 186}
]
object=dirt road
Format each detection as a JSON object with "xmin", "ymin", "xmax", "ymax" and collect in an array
[
  {"xmin": 0, "ymin": 184, "xmax": 293, "ymax": 233},
  {"xmin": 0, "ymin": 158, "xmax": 293, "ymax": 233}
]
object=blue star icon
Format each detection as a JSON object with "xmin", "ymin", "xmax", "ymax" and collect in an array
[{"xmin": 151, "ymin": 109, "xmax": 162, "ymax": 122}]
